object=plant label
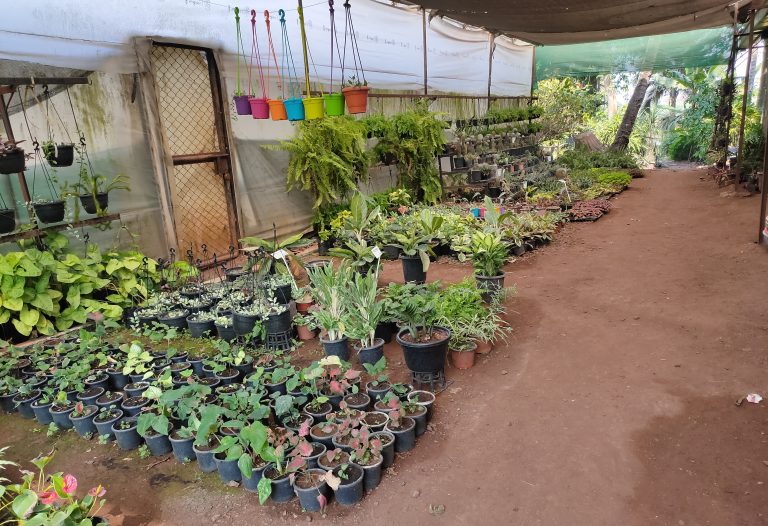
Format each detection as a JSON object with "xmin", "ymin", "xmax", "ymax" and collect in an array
[
  {"xmin": 272, "ymin": 249, "xmax": 288, "ymax": 259},
  {"xmin": 371, "ymin": 246, "xmax": 383, "ymax": 259}
]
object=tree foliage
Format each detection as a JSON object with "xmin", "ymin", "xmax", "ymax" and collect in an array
[{"xmin": 535, "ymin": 78, "xmax": 602, "ymax": 141}]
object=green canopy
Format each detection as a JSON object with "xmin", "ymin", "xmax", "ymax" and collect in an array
[{"xmin": 535, "ymin": 27, "xmax": 733, "ymax": 82}]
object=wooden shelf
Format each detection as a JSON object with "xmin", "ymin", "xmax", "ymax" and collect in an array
[{"xmin": 0, "ymin": 213, "xmax": 121, "ymax": 243}]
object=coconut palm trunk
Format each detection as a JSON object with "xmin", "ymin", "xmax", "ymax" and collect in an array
[{"xmin": 611, "ymin": 72, "xmax": 652, "ymax": 151}]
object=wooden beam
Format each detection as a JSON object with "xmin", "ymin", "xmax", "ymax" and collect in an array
[
  {"xmin": 0, "ymin": 91, "xmax": 32, "ymax": 204},
  {"xmin": 0, "ymin": 214, "xmax": 121, "ymax": 244},
  {"xmin": 0, "ymin": 77, "xmax": 89, "ymax": 86},
  {"xmin": 171, "ymin": 152, "xmax": 228, "ymax": 165}
]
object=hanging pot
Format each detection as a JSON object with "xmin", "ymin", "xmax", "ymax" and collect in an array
[
  {"xmin": 33, "ymin": 200, "xmax": 66, "ymax": 224},
  {"xmin": 303, "ymin": 97, "xmax": 325, "ymax": 120},
  {"xmin": 0, "ymin": 209, "xmax": 15, "ymax": 234},
  {"xmin": 284, "ymin": 98, "xmax": 306, "ymax": 121},
  {"xmin": 248, "ymin": 97, "xmax": 270, "ymax": 119},
  {"xmin": 323, "ymin": 93, "xmax": 345, "ymax": 116},
  {"xmin": 44, "ymin": 143, "xmax": 74, "ymax": 167},
  {"xmin": 342, "ymin": 86, "xmax": 369, "ymax": 114},
  {"xmin": 79, "ymin": 192, "xmax": 109, "ymax": 214},
  {"xmin": 233, "ymin": 95, "xmax": 252, "ymax": 115},
  {"xmin": 268, "ymin": 99, "xmax": 288, "ymax": 121},
  {"xmin": 0, "ymin": 149, "xmax": 25, "ymax": 174}
]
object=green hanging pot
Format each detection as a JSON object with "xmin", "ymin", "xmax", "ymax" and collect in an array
[{"xmin": 323, "ymin": 93, "xmax": 345, "ymax": 116}]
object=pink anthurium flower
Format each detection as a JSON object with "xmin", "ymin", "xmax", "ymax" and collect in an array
[
  {"xmin": 88, "ymin": 486, "xmax": 106, "ymax": 497},
  {"xmin": 39, "ymin": 491, "xmax": 58, "ymax": 505},
  {"xmin": 62, "ymin": 474, "xmax": 77, "ymax": 494}
]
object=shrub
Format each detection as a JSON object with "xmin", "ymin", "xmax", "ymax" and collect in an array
[
  {"xmin": 596, "ymin": 170, "xmax": 632, "ymax": 188},
  {"xmin": 557, "ymin": 149, "xmax": 638, "ymax": 170}
]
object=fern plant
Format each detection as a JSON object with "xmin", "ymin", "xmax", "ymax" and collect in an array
[{"xmin": 274, "ymin": 117, "xmax": 370, "ymax": 209}]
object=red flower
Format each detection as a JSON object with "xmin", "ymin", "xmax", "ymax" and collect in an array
[
  {"xmin": 39, "ymin": 491, "xmax": 58, "ymax": 505},
  {"xmin": 62, "ymin": 474, "xmax": 77, "ymax": 495}
]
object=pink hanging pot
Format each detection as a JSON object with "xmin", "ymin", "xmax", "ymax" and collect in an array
[{"xmin": 249, "ymin": 97, "xmax": 270, "ymax": 119}]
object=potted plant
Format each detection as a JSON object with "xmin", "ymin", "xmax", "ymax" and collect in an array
[
  {"xmin": 392, "ymin": 209, "xmax": 443, "ymax": 284},
  {"xmin": 383, "ymin": 397, "xmax": 416, "ymax": 452},
  {"xmin": 187, "ymin": 311, "xmax": 217, "ymax": 338},
  {"xmin": 394, "ymin": 286, "xmax": 451, "ymax": 375},
  {"xmin": 343, "ymin": 271, "xmax": 385, "ymax": 365},
  {"xmin": 466, "ymin": 231, "xmax": 509, "ymax": 301},
  {"xmin": 30, "ymin": 180, "xmax": 69, "ymax": 224},
  {"xmin": 342, "ymin": 75, "xmax": 369, "ymax": 114},
  {"xmin": 0, "ymin": 138, "xmax": 25, "ymax": 174},
  {"xmin": 77, "ymin": 172, "xmax": 130, "ymax": 215},
  {"xmin": 0, "ymin": 203, "xmax": 15, "ymax": 234},
  {"xmin": 349, "ymin": 427, "xmax": 383, "ymax": 491},
  {"xmin": 42, "ymin": 139, "xmax": 74, "ymax": 167},
  {"xmin": 307, "ymin": 262, "xmax": 352, "ymax": 360}
]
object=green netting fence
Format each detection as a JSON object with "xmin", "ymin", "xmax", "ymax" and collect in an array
[{"xmin": 535, "ymin": 27, "xmax": 733, "ymax": 83}]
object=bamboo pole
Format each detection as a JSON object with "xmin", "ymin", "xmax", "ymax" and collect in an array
[
  {"xmin": 297, "ymin": 0, "xmax": 311, "ymax": 97},
  {"xmin": 422, "ymin": 8, "xmax": 428, "ymax": 96}
]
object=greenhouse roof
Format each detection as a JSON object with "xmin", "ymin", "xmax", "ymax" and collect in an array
[
  {"xmin": 534, "ymin": 26, "xmax": 734, "ymax": 81},
  {"xmin": 409, "ymin": 0, "xmax": 766, "ymax": 45}
]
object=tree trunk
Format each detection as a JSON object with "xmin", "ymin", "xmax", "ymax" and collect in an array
[
  {"xmin": 611, "ymin": 72, "xmax": 652, "ymax": 151},
  {"xmin": 669, "ymin": 87, "xmax": 679, "ymax": 109},
  {"xmin": 603, "ymin": 75, "xmax": 617, "ymax": 118}
]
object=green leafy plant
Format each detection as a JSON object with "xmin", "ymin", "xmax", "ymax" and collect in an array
[
  {"xmin": 341, "ymin": 271, "xmax": 383, "ymax": 349},
  {"xmin": 306, "ymin": 262, "xmax": 352, "ymax": 341}
]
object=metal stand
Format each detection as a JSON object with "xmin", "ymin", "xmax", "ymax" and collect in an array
[
  {"xmin": 265, "ymin": 329, "xmax": 293, "ymax": 351},
  {"xmin": 411, "ymin": 369, "xmax": 451, "ymax": 392}
]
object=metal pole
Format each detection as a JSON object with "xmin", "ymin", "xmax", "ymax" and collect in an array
[
  {"xmin": 422, "ymin": 8, "xmax": 428, "ymax": 96},
  {"xmin": 758, "ymin": 105, "xmax": 768, "ymax": 244},
  {"xmin": 487, "ymin": 32, "xmax": 494, "ymax": 100},
  {"xmin": 297, "ymin": 0, "xmax": 311, "ymax": 97},
  {"xmin": 530, "ymin": 46, "xmax": 536, "ymax": 98},
  {"xmin": 735, "ymin": 11, "xmax": 755, "ymax": 186},
  {"xmin": 0, "ymin": 89, "xmax": 32, "ymax": 203}
]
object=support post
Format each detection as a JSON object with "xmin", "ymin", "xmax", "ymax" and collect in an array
[
  {"xmin": 487, "ymin": 32, "xmax": 495, "ymax": 101},
  {"xmin": 0, "ymin": 89, "xmax": 32, "ymax": 203},
  {"xmin": 735, "ymin": 11, "xmax": 756, "ymax": 186},
  {"xmin": 422, "ymin": 8, "xmax": 428, "ymax": 96},
  {"xmin": 530, "ymin": 46, "xmax": 536, "ymax": 99}
]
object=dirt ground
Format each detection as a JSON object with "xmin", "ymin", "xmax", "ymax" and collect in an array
[{"xmin": 3, "ymin": 166, "xmax": 768, "ymax": 526}]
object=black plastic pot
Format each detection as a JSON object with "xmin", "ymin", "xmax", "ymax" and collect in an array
[
  {"xmin": 309, "ymin": 423, "xmax": 338, "ymax": 449},
  {"xmin": 294, "ymin": 469, "xmax": 333, "ymax": 511},
  {"xmin": 112, "ymin": 417, "xmax": 142, "ymax": 450},
  {"xmin": 272, "ymin": 283, "xmax": 292, "ymax": 305},
  {"xmin": 332, "ymin": 464, "xmax": 364, "ymax": 506},
  {"xmin": 317, "ymin": 239, "xmax": 333, "ymax": 256},
  {"xmin": 366, "ymin": 381, "xmax": 391, "ymax": 402},
  {"xmin": 45, "ymin": 143, "xmax": 74, "ymax": 166},
  {"xmin": 375, "ymin": 321, "xmax": 396, "ymax": 344},
  {"xmin": 33, "ymin": 200, "xmax": 66, "ymax": 224},
  {"xmin": 510, "ymin": 244, "xmax": 526, "ymax": 257},
  {"xmin": 0, "ymin": 149, "xmax": 25, "ymax": 174},
  {"xmin": 94, "ymin": 409, "xmax": 123, "ymax": 440},
  {"xmin": 0, "ymin": 392, "xmax": 16, "ymax": 414},
  {"xmin": 158, "ymin": 310, "xmax": 189, "ymax": 330},
  {"xmin": 305, "ymin": 401, "xmax": 333, "ymax": 422},
  {"xmin": 216, "ymin": 368, "xmax": 240, "ymax": 386},
  {"xmin": 97, "ymin": 392, "xmax": 123, "ymax": 412},
  {"xmin": 232, "ymin": 311, "xmax": 259, "ymax": 336},
  {"xmin": 79, "ymin": 192, "xmax": 109, "ymax": 214},
  {"xmin": 382, "ymin": 244, "xmax": 400, "ymax": 260},
  {"xmin": 264, "ymin": 377, "xmax": 287, "ymax": 396},
  {"xmin": 486, "ymin": 185, "xmax": 502, "ymax": 198},
  {"xmin": 242, "ymin": 461, "xmax": 269, "ymax": 492},
  {"xmin": 85, "ymin": 372, "xmax": 109, "ymax": 391},
  {"xmin": 214, "ymin": 452, "xmax": 242, "ymax": 483},
  {"xmin": 468, "ymin": 170, "xmax": 482, "ymax": 183},
  {"xmin": 124, "ymin": 382, "xmax": 149, "ymax": 399},
  {"xmin": 13, "ymin": 390, "xmax": 41, "ymax": 419},
  {"xmin": 304, "ymin": 442, "xmax": 327, "ymax": 470},
  {"xmin": 362, "ymin": 411, "xmax": 389, "ymax": 433},
  {"xmin": 264, "ymin": 465, "xmax": 294, "ymax": 503},
  {"xmin": 405, "ymin": 404, "xmax": 428, "ymax": 436},
  {"xmin": 31, "ymin": 399, "xmax": 53, "ymax": 425},
  {"xmin": 343, "ymin": 392, "xmax": 371, "ymax": 411},
  {"xmin": 215, "ymin": 323, "xmax": 236, "ymax": 342},
  {"xmin": 49, "ymin": 402, "xmax": 75, "ymax": 429},
  {"xmin": 386, "ymin": 417, "xmax": 416, "ymax": 452},
  {"xmin": 187, "ymin": 317, "xmax": 216, "ymax": 338},
  {"xmin": 233, "ymin": 358, "xmax": 254, "ymax": 378},
  {"xmin": 408, "ymin": 390, "xmax": 435, "ymax": 421},
  {"xmin": 355, "ymin": 338, "xmax": 385, "ymax": 366},
  {"xmin": 475, "ymin": 273, "xmax": 505, "ymax": 302},
  {"xmin": 265, "ymin": 310, "xmax": 291, "ymax": 334},
  {"xmin": 355, "ymin": 454, "xmax": 383, "ymax": 492},
  {"xmin": 0, "ymin": 208, "xmax": 16, "ymax": 234},
  {"xmin": 193, "ymin": 444, "xmax": 217, "ymax": 473},
  {"xmin": 396, "ymin": 326, "xmax": 451, "ymax": 374},
  {"xmin": 400, "ymin": 256, "xmax": 427, "ymax": 284},
  {"xmin": 77, "ymin": 386, "xmax": 105, "ymax": 405},
  {"xmin": 143, "ymin": 427, "xmax": 173, "ymax": 456},
  {"xmin": 70, "ymin": 406, "xmax": 99, "ymax": 438},
  {"xmin": 121, "ymin": 396, "xmax": 150, "ymax": 417},
  {"xmin": 168, "ymin": 432, "xmax": 195, "ymax": 463},
  {"xmin": 320, "ymin": 336, "xmax": 350, "ymax": 361},
  {"xmin": 187, "ymin": 357, "xmax": 205, "ymax": 376},
  {"xmin": 371, "ymin": 431, "xmax": 395, "ymax": 468}
]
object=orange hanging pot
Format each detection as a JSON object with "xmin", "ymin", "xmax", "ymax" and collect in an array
[
  {"xmin": 342, "ymin": 85, "xmax": 369, "ymax": 114},
  {"xmin": 268, "ymin": 99, "xmax": 288, "ymax": 121}
]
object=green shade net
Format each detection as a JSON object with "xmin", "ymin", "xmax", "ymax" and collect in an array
[{"xmin": 535, "ymin": 27, "xmax": 733, "ymax": 82}]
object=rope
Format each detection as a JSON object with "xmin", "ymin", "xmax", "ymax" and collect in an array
[
  {"xmin": 250, "ymin": 10, "xmax": 267, "ymax": 99},
  {"xmin": 65, "ymin": 87, "xmax": 96, "ymax": 186},
  {"xmin": 264, "ymin": 11, "xmax": 282, "ymax": 98},
  {"xmin": 279, "ymin": 10, "xmax": 299, "ymax": 100},
  {"xmin": 344, "ymin": 0, "xmax": 366, "ymax": 85},
  {"xmin": 234, "ymin": 7, "xmax": 246, "ymax": 96},
  {"xmin": 20, "ymin": 94, "xmax": 58, "ymax": 200}
]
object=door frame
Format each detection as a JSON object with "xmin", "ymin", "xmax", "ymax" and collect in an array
[{"xmin": 147, "ymin": 41, "xmax": 240, "ymax": 262}]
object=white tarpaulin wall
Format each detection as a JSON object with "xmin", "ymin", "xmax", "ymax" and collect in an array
[{"xmin": 0, "ymin": 0, "xmax": 532, "ymax": 96}]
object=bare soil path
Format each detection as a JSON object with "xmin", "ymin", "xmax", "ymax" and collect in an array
[{"xmin": 3, "ymin": 166, "xmax": 768, "ymax": 526}]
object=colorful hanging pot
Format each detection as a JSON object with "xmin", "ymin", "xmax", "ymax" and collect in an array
[
  {"xmin": 323, "ymin": 93, "xmax": 345, "ymax": 116},
  {"xmin": 264, "ymin": 11, "xmax": 287, "ymax": 121},
  {"xmin": 280, "ymin": 9, "xmax": 305, "ymax": 122},
  {"xmin": 303, "ymin": 97, "xmax": 325, "ymax": 120},
  {"xmin": 268, "ymin": 99, "xmax": 288, "ymax": 120},
  {"xmin": 340, "ymin": 1, "xmax": 370, "ymax": 114},
  {"xmin": 233, "ymin": 8, "xmax": 252, "ymax": 115},
  {"xmin": 342, "ymin": 85, "xmax": 369, "ymax": 114},
  {"xmin": 249, "ymin": 10, "xmax": 270, "ymax": 120}
]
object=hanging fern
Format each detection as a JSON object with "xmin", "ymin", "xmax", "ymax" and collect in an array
[{"xmin": 273, "ymin": 117, "xmax": 370, "ymax": 209}]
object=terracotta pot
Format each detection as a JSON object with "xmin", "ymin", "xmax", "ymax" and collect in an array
[
  {"xmin": 342, "ymin": 85, "xmax": 370, "ymax": 114},
  {"xmin": 474, "ymin": 340, "xmax": 492, "ymax": 355},
  {"xmin": 451, "ymin": 343, "xmax": 476, "ymax": 370},
  {"xmin": 296, "ymin": 300, "xmax": 314, "ymax": 314},
  {"xmin": 297, "ymin": 325, "xmax": 316, "ymax": 341}
]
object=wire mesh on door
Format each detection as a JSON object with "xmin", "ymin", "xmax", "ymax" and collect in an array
[{"xmin": 150, "ymin": 44, "xmax": 236, "ymax": 261}]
